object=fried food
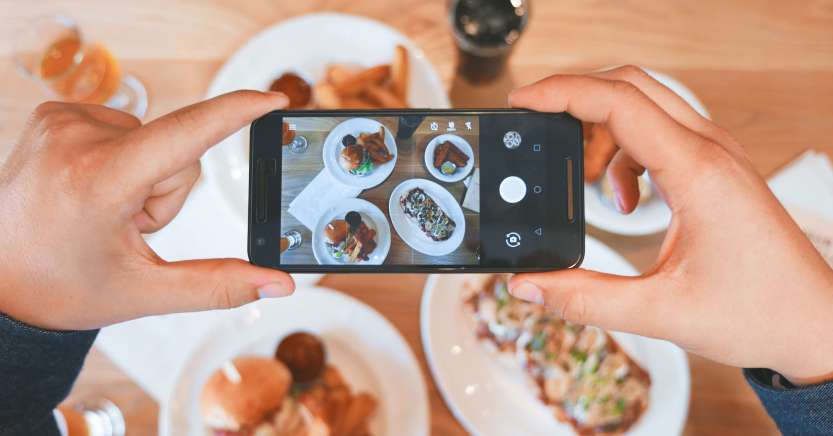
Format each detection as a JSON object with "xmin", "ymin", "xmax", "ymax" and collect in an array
[
  {"xmin": 278, "ymin": 46, "xmax": 410, "ymax": 109},
  {"xmin": 359, "ymin": 127, "xmax": 394, "ymax": 164},
  {"xmin": 433, "ymin": 140, "xmax": 469, "ymax": 170}
]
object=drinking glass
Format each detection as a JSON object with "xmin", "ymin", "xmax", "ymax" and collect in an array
[
  {"xmin": 13, "ymin": 15, "xmax": 147, "ymax": 118},
  {"xmin": 280, "ymin": 230, "xmax": 303, "ymax": 252}
]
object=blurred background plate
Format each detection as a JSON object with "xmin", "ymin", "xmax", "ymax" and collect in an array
[
  {"xmin": 161, "ymin": 287, "xmax": 429, "ymax": 436},
  {"xmin": 420, "ymin": 237, "xmax": 690, "ymax": 436},
  {"xmin": 203, "ymin": 13, "xmax": 450, "ymax": 221},
  {"xmin": 584, "ymin": 69, "xmax": 710, "ymax": 236}
]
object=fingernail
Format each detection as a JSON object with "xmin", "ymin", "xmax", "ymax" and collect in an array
[
  {"xmin": 509, "ymin": 281, "xmax": 544, "ymax": 304},
  {"xmin": 257, "ymin": 282, "xmax": 291, "ymax": 299},
  {"xmin": 615, "ymin": 194, "xmax": 626, "ymax": 213}
]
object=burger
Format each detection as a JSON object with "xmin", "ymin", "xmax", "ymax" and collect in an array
[
  {"xmin": 323, "ymin": 219, "xmax": 349, "ymax": 247},
  {"xmin": 200, "ymin": 356, "xmax": 309, "ymax": 436},
  {"xmin": 339, "ymin": 144, "xmax": 373, "ymax": 176}
]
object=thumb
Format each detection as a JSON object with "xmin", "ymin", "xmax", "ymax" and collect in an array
[
  {"xmin": 140, "ymin": 258, "xmax": 295, "ymax": 315},
  {"xmin": 508, "ymin": 270, "xmax": 662, "ymax": 336}
]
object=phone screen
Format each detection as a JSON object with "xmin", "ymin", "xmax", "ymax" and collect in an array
[{"xmin": 249, "ymin": 109, "xmax": 583, "ymax": 272}]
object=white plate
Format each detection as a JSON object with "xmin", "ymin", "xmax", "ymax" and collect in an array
[
  {"xmin": 421, "ymin": 237, "xmax": 690, "ymax": 436},
  {"xmin": 323, "ymin": 118, "xmax": 398, "ymax": 189},
  {"xmin": 202, "ymin": 13, "xmax": 450, "ymax": 221},
  {"xmin": 161, "ymin": 287, "xmax": 429, "ymax": 436},
  {"xmin": 388, "ymin": 178, "xmax": 465, "ymax": 256},
  {"xmin": 585, "ymin": 68, "xmax": 710, "ymax": 235},
  {"xmin": 423, "ymin": 134, "xmax": 475, "ymax": 183},
  {"xmin": 312, "ymin": 198, "xmax": 391, "ymax": 265}
]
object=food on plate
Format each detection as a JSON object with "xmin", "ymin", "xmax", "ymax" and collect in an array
[
  {"xmin": 466, "ymin": 275, "xmax": 651, "ymax": 435},
  {"xmin": 583, "ymin": 122, "xmax": 617, "ymax": 183},
  {"xmin": 400, "ymin": 188, "xmax": 456, "ymax": 241},
  {"xmin": 282, "ymin": 122, "xmax": 295, "ymax": 145},
  {"xmin": 432, "ymin": 140, "xmax": 470, "ymax": 174},
  {"xmin": 324, "ymin": 211, "xmax": 378, "ymax": 262},
  {"xmin": 200, "ymin": 332, "xmax": 377, "ymax": 436},
  {"xmin": 275, "ymin": 332, "xmax": 326, "ymax": 384},
  {"xmin": 269, "ymin": 72, "xmax": 312, "ymax": 109},
  {"xmin": 310, "ymin": 45, "xmax": 410, "ymax": 109},
  {"xmin": 338, "ymin": 126, "xmax": 394, "ymax": 176}
]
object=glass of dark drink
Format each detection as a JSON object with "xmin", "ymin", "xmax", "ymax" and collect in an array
[{"xmin": 449, "ymin": 0, "xmax": 530, "ymax": 84}]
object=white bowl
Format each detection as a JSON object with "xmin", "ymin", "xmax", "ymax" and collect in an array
[{"xmin": 423, "ymin": 134, "xmax": 475, "ymax": 183}]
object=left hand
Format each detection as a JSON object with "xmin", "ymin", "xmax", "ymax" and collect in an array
[{"xmin": 0, "ymin": 91, "xmax": 295, "ymax": 330}]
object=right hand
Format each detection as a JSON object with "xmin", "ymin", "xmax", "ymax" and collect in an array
[{"xmin": 507, "ymin": 66, "xmax": 833, "ymax": 385}]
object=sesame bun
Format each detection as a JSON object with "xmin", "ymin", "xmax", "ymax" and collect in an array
[{"xmin": 200, "ymin": 356, "xmax": 292, "ymax": 431}]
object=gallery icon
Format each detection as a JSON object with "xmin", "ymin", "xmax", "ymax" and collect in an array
[{"xmin": 430, "ymin": 122, "xmax": 439, "ymax": 131}]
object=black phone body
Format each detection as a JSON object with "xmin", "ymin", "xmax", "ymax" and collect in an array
[{"xmin": 249, "ymin": 109, "xmax": 584, "ymax": 273}]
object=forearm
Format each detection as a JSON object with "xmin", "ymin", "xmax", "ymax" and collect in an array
[
  {"xmin": 745, "ymin": 368, "xmax": 833, "ymax": 435},
  {"xmin": 0, "ymin": 312, "xmax": 98, "ymax": 435}
]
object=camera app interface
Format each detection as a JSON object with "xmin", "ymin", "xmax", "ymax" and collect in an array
[{"xmin": 279, "ymin": 115, "xmax": 482, "ymax": 266}]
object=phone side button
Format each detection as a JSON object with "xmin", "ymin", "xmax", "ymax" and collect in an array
[{"xmin": 255, "ymin": 159, "xmax": 268, "ymax": 224}]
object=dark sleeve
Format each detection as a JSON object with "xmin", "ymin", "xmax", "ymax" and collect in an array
[
  {"xmin": 0, "ymin": 312, "xmax": 98, "ymax": 436},
  {"xmin": 745, "ymin": 368, "xmax": 833, "ymax": 436}
]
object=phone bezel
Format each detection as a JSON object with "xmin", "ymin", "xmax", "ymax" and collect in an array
[{"xmin": 248, "ymin": 108, "xmax": 584, "ymax": 273}]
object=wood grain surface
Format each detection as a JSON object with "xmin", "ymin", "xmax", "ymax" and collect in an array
[{"xmin": 3, "ymin": 0, "xmax": 833, "ymax": 435}]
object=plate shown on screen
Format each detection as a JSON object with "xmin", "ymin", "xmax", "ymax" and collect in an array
[
  {"xmin": 420, "ymin": 237, "xmax": 690, "ymax": 436},
  {"xmin": 322, "ymin": 118, "xmax": 398, "ymax": 189},
  {"xmin": 423, "ymin": 134, "xmax": 475, "ymax": 183},
  {"xmin": 160, "ymin": 287, "xmax": 429, "ymax": 436},
  {"xmin": 312, "ymin": 198, "xmax": 391, "ymax": 265},
  {"xmin": 388, "ymin": 179, "xmax": 465, "ymax": 256},
  {"xmin": 584, "ymin": 68, "xmax": 709, "ymax": 236},
  {"xmin": 202, "ymin": 13, "xmax": 450, "ymax": 221}
]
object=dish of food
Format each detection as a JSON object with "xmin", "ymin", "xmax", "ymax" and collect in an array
[
  {"xmin": 584, "ymin": 68, "xmax": 708, "ymax": 236},
  {"xmin": 162, "ymin": 287, "xmax": 429, "ymax": 436},
  {"xmin": 468, "ymin": 275, "xmax": 651, "ymax": 434},
  {"xmin": 202, "ymin": 13, "xmax": 449, "ymax": 220},
  {"xmin": 200, "ymin": 331, "xmax": 376, "ymax": 436},
  {"xmin": 423, "ymin": 134, "xmax": 475, "ymax": 183},
  {"xmin": 314, "ymin": 44, "xmax": 410, "ymax": 109},
  {"xmin": 388, "ymin": 179, "xmax": 465, "ymax": 256},
  {"xmin": 420, "ymin": 237, "xmax": 690, "ymax": 436},
  {"xmin": 339, "ymin": 126, "xmax": 395, "ymax": 177},
  {"xmin": 323, "ymin": 118, "xmax": 398, "ymax": 189},
  {"xmin": 313, "ymin": 198, "xmax": 390, "ymax": 265},
  {"xmin": 323, "ymin": 211, "xmax": 378, "ymax": 263}
]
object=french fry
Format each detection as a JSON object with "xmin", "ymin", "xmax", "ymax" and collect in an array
[
  {"xmin": 326, "ymin": 386, "xmax": 351, "ymax": 434},
  {"xmin": 364, "ymin": 84, "xmax": 407, "ymax": 108},
  {"xmin": 341, "ymin": 96, "xmax": 382, "ymax": 109},
  {"xmin": 314, "ymin": 83, "xmax": 343, "ymax": 109},
  {"xmin": 333, "ymin": 64, "xmax": 391, "ymax": 98},
  {"xmin": 340, "ymin": 392, "xmax": 377, "ymax": 435},
  {"xmin": 391, "ymin": 44, "xmax": 409, "ymax": 103},
  {"xmin": 327, "ymin": 64, "xmax": 356, "ymax": 86}
]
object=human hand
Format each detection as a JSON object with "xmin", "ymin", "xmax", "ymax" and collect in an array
[
  {"xmin": 0, "ymin": 91, "xmax": 295, "ymax": 331},
  {"xmin": 508, "ymin": 66, "xmax": 833, "ymax": 384}
]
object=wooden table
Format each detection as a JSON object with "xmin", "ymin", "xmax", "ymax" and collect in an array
[
  {"xmin": 3, "ymin": 1, "xmax": 833, "ymax": 435},
  {"xmin": 279, "ymin": 116, "xmax": 480, "ymax": 266}
]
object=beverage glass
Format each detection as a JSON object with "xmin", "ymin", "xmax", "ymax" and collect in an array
[
  {"xmin": 280, "ymin": 230, "xmax": 303, "ymax": 252},
  {"xmin": 55, "ymin": 399, "xmax": 125, "ymax": 436},
  {"xmin": 449, "ymin": 0, "xmax": 530, "ymax": 84},
  {"xmin": 13, "ymin": 15, "xmax": 147, "ymax": 118}
]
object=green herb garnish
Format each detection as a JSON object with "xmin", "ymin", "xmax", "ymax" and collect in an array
[{"xmin": 570, "ymin": 349, "xmax": 587, "ymax": 363}]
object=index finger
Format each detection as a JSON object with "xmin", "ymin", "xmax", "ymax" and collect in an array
[
  {"xmin": 119, "ymin": 90, "xmax": 288, "ymax": 185},
  {"xmin": 509, "ymin": 75, "xmax": 707, "ymax": 178}
]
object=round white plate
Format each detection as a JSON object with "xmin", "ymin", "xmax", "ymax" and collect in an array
[
  {"xmin": 388, "ymin": 178, "xmax": 465, "ymax": 256},
  {"xmin": 423, "ymin": 134, "xmax": 475, "ymax": 183},
  {"xmin": 161, "ymin": 287, "xmax": 429, "ymax": 436},
  {"xmin": 421, "ymin": 237, "xmax": 690, "ymax": 436},
  {"xmin": 312, "ymin": 198, "xmax": 391, "ymax": 265},
  {"xmin": 202, "ymin": 13, "xmax": 451, "ymax": 221},
  {"xmin": 585, "ymin": 68, "xmax": 709, "ymax": 235},
  {"xmin": 323, "ymin": 118, "xmax": 398, "ymax": 189}
]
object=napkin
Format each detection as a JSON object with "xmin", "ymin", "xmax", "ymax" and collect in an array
[
  {"xmin": 288, "ymin": 170, "xmax": 363, "ymax": 229},
  {"xmin": 767, "ymin": 150, "xmax": 833, "ymax": 267},
  {"xmin": 463, "ymin": 168, "xmax": 480, "ymax": 212}
]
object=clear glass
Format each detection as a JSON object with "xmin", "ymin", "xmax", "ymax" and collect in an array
[
  {"xmin": 289, "ymin": 135, "xmax": 309, "ymax": 154},
  {"xmin": 55, "ymin": 399, "xmax": 125, "ymax": 436},
  {"xmin": 13, "ymin": 15, "xmax": 147, "ymax": 118},
  {"xmin": 280, "ymin": 230, "xmax": 303, "ymax": 252}
]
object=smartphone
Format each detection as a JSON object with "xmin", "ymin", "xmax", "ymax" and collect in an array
[{"xmin": 248, "ymin": 109, "xmax": 583, "ymax": 273}]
